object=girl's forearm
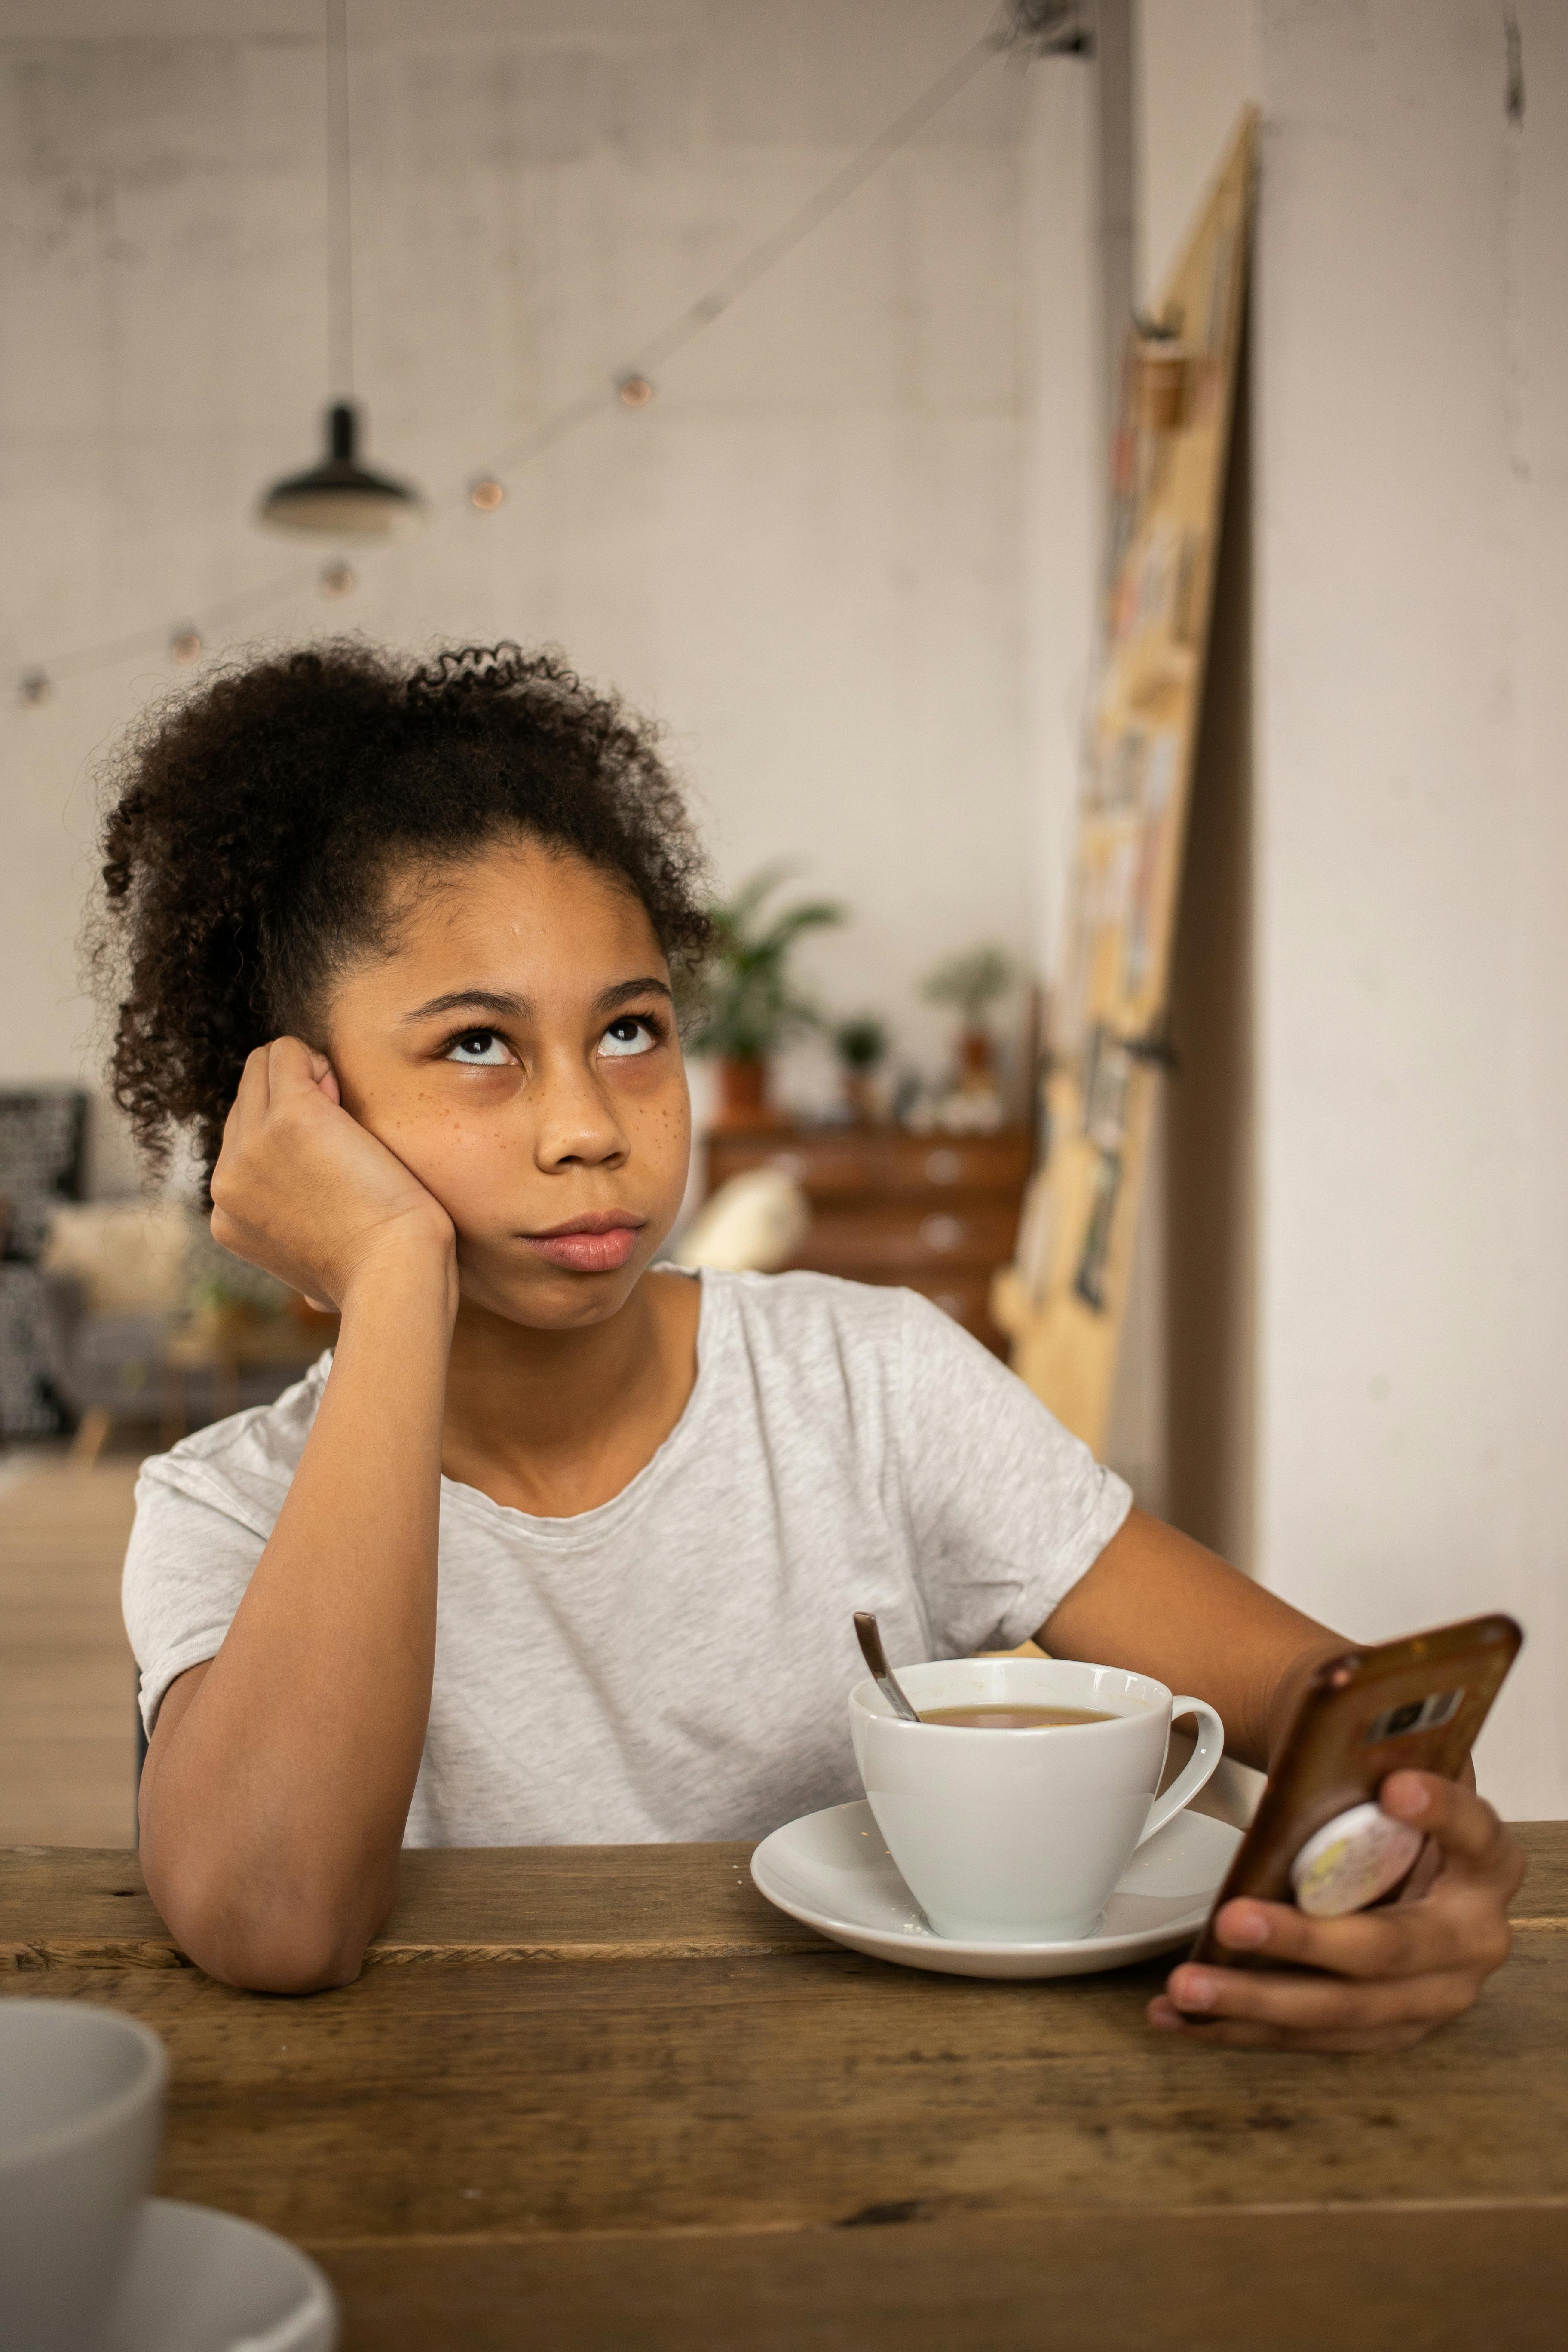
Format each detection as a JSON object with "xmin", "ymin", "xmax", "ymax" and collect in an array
[
  {"xmin": 138, "ymin": 1244, "xmax": 456, "ymax": 1991},
  {"xmin": 1039, "ymin": 1507, "xmax": 1344, "ymax": 1773}
]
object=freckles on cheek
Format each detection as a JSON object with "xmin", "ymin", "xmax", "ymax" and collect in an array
[{"xmin": 374, "ymin": 1087, "xmax": 493, "ymax": 1207}]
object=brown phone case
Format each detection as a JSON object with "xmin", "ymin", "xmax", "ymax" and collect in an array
[{"xmin": 1187, "ymin": 1612, "xmax": 1522, "ymax": 1972}]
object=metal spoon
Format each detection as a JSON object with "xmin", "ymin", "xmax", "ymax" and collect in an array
[{"xmin": 853, "ymin": 1612, "xmax": 922, "ymax": 1724}]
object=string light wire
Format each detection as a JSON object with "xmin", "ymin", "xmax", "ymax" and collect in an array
[{"xmin": 17, "ymin": 26, "xmax": 1010, "ymax": 703}]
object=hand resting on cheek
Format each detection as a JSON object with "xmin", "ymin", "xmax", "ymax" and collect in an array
[{"xmin": 209, "ymin": 1035, "xmax": 456, "ymax": 1315}]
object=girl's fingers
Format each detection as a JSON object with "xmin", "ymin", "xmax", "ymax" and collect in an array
[
  {"xmin": 237, "ymin": 1042, "xmax": 277, "ymax": 1111},
  {"xmin": 1147, "ymin": 1786, "xmax": 1520, "ymax": 2059},
  {"xmin": 265, "ymin": 1035, "xmax": 331, "ymax": 1096},
  {"xmin": 1202, "ymin": 1783, "xmax": 1521, "ymax": 1987},
  {"xmin": 218, "ymin": 1045, "xmax": 276, "ymax": 1154},
  {"xmin": 1209, "ymin": 1885, "xmax": 1512, "ymax": 1982},
  {"xmin": 1381, "ymin": 1772, "xmax": 1523, "ymax": 1888},
  {"xmin": 1163, "ymin": 1957, "xmax": 1482, "ymax": 2036}
]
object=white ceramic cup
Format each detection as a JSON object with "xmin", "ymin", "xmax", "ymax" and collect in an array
[
  {"xmin": 850, "ymin": 1656, "xmax": 1225, "ymax": 1942},
  {"xmin": 0, "ymin": 1999, "xmax": 167, "ymax": 2352}
]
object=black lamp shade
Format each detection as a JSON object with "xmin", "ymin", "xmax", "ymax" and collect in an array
[{"xmin": 259, "ymin": 402, "xmax": 423, "ymax": 538}]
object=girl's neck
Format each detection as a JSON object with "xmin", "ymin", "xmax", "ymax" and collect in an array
[{"xmin": 438, "ymin": 1269, "xmax": 702, "ymax": 1519}]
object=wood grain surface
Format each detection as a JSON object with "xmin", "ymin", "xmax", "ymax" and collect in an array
[
  {"xmin": 6, "ymin": 1822, "xmax": 1565, "ymax": 1967},
  {"xmin": 0, "ymin": 1840, "xmax": 822, "ymax": 1968},
  {"xmin": 5, "ymin": 1834, "xmax": 1565, "ymax": 2348},
  {"xmin": 312, "ymin": 2206, "xmax": 1568, "ymax": 2352}
]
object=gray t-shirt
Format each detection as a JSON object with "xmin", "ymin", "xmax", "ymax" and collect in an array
[{"xmin": 123, "ymin": 1269, "xmax": 1131, "ymax": 1846}]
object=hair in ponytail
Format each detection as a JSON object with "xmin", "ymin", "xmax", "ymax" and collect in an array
[{"xmin": 93, "ymin": 641, "xmax": 710, "ymax": 1187}]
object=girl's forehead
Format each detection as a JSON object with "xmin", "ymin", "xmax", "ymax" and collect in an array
[
  {"xmin": 344, "ymin": 842, "xmax": 667, "ymax": 1011},
  {"xmin": 385, "ymin": 839, "xmax": 660, "ymax": 951}
]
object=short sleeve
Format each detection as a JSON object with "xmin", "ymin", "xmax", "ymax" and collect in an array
[
  {"xmin": 122, "ymin": 1461, "xmax": 268, "ymax": 1734},
  {"xmin": 894, "ymin": 1289, "xmax": 1132, "ymax": 1656}
]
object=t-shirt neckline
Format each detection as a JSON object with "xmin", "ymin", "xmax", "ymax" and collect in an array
[{"xmin": 436, "ymin": 1265, "xmax": 717, "ymax": 1547}]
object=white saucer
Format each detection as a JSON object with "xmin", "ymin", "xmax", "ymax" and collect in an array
[
  {"xmin": 102, "ymin": 2196, "xmax": 337, "ymax": 2352},
  {"xmin": 751, "ymin": 1798, "xmax": 1241, "ymax": 1980}
]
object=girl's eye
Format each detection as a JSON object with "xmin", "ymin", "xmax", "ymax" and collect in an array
[
  {"xmin": 599, "ymin": 1016, "xmax": 658, "ymax": 1060},
  {"xmin": 444, "ymin": 1030, "xmax": 512, "ymax": 1066}
]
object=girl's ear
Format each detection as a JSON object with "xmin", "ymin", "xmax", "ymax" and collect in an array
[{"xmin": 307, "ymin": 1051, "xmax": 342, "ymax": 1106}]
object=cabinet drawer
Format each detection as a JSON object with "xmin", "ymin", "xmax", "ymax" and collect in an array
[
  {"xmin": 788, "ymin": 1201, "xmax": 1020, "ymax": 1278},
  {"xmin": 707, "ymin": 1129, "xmax": 1031, "ymax": 1203}
]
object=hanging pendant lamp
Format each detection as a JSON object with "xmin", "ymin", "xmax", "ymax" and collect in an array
[
  {"xmin": 261, "ymin": 401, "xmax": 421, "ymax": 537},
  {"xmin": 257, "ymin": 0, "xmax": 424, "ymax": 540}
]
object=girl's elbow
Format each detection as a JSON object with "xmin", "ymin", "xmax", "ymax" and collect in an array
[
  {"xmin": 204, "ymin": 1918, "xmax": 368, "ymax": 1995},
  {"xmin": 144, "ymin": 1856, "xmax": 372, "ymax": 1994}
]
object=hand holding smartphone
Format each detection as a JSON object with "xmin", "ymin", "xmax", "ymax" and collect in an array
[{"xmin": 1187, "ymin": 1612, "xmax": 1522, "ymax": 1975}]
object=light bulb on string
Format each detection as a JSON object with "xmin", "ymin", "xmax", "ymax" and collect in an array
[
  {"xmin": 469, "ymin": 478, "xmax": 505, "ymax": 512},
  {"xmin": 617, "ymin": 374, "xmax": 655, "ymax": 408},
  {"xmin": 19, "ymin": 670, "xmax": 50, "ymax": 707},
  {"xmin": 170, "ymin": 629, "xmax": 202, "ymax": 665},
  {"xmin": 320, "ymin": 560, "xmax": 357, "ymax": 597}
]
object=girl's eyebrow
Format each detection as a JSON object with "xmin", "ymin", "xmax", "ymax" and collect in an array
[
  {"xmin": 402, "ymin": 988, "xmax": 527, "ymax": 1023},
  {"xmin": 401, "ymin": 977, "xmax": 672, "ymax": 1024},
  {"xmin": 595, "ymin": 977, "xmax": 674, "ymax": 1012}
]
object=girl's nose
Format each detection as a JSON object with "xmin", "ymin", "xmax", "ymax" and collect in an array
[{"xmin": 531, "ymin": 1058, "xmax": 629, "ymax": 1170}]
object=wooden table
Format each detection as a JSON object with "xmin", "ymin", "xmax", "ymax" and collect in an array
[{"xmin": 5, "ymin": 1830, "xmax": 1567, "ymax": 2350}]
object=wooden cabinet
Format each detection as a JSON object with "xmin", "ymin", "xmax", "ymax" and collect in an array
[{"xmin": 704, "ymin": 1126, "xmax": 1032, "ymax": 1353}]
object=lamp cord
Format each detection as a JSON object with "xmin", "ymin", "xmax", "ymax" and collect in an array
[{"xmin": 326, "ymin": 0, "xmax": 354, "ymax": 406}]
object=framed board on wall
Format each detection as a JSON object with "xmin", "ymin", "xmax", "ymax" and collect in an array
[{"xmin": 994, "ymin": 110, "xmax": 1257, "ymax": 1455}]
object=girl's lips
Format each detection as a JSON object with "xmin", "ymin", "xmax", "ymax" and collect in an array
[{"xmin": 522, "ymin": 1225, "xmax": 641, "ymax": 1274}]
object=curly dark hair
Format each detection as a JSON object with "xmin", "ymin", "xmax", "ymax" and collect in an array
[{"xmin": 93, "ymin": 640, "xmax": 710, "ymax": 1187}]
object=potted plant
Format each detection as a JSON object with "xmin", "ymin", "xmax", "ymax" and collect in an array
[
  {"xmin": 832, "ymin": 1016, "xmax": 889, "ymax": 1125},
  {"xmin": 691, "ymin": 868, "xmax": 844, "ymax": 1128},
  {"xmin": 920, "ymin": 945, "xmax": 1015, "ymax": 1093}
]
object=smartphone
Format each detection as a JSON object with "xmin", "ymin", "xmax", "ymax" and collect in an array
[{"xmin": 1187, "ymin": 1611, "xmax": 1522, "ymax": 1972}]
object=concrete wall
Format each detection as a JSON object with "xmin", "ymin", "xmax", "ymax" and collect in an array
[
  {"xmin": 1252, "ymin": 0, "xmax": 1568, "ymax": 1815},
  {"xmin": 0, "ymin": 0, "xmax": 1034, "ymax": 1127}
]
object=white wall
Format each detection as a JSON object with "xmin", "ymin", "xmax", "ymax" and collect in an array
[
  {"xmin": 0, "ymin": 0, "xmax": 1034, "ymax": 1121},
  {"xmin": 1017, "ymin": 53, "xmax": 1098, "ymax": 986},
  {"xmin": 1253, "ymin": 0, "xmax": 1568, "ymax": 1815},
  {"xmin": 1136, "ymin": 0, "xmax": 1259, "ymax": 306}
]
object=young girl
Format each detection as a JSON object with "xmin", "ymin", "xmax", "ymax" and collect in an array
[{"xmin": 107, "ymin": 641, "xmax": 1518, "ymax": 2044}]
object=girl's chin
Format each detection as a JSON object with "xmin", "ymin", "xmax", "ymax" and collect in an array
[{"xmin": 453, "ymin": 1254, "xmax": 649, "ymax": 1330}]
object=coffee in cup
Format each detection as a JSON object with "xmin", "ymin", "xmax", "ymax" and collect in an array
[
  {"xmin": 850, "ymin": 1656, "xmax": 1224, "ymax": 1942},
  {"xmin": 920, "ymin": 1703, "xmax": 1114, "ymax": 1730}
]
